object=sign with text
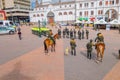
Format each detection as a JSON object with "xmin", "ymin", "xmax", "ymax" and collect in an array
[{"xmin": 0, "ymin": 10, "xmax": 6, "ymax": 20}]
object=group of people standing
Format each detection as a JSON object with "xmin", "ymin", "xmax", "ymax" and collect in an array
[{"xmin": 57, "ymin": 27, "xmax": 89, "ymax": 40}]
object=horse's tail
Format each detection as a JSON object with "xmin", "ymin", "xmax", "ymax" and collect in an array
[{"xmin": 44, "ymin": 40, "xmax": 47, "ymax": 51}]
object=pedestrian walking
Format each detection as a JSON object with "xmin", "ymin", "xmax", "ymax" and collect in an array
[
  {"xmin": 70, "ymin": 29, "xmax": 73, "ymax": 38},
  {"xmin": 86, "ymin": 39, "xmax": 93, "ymax": 59},
  {"xmin": 18, "ymin": 31, "xmax": 22, "ymax": 40},
  {"xmin": 82, "ymin": 30, "xmax": 84, "ymax": 39},
  {"xmin": 86, "ymin": 29, "xmax": 89, "ymax": 39},
  {"xmin": 70, "ymin": 38, "xmax": 77, "ymax": 56},
  {"xmin": 78, "ymin": 29, "xmax": 81, "ymax": 40},
  {"xmin": 17, "ymin": 27, "xmax": 21, "ymax": 32}
]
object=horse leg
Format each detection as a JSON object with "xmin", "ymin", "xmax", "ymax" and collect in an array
[{"xmin": 54, "ymin": 44, "xmax": 55, "ymax": 52}]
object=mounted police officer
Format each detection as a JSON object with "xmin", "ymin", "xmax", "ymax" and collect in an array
[
  {"xmin": 86, "ymin": 39, "xmax": 93, "ymax": 59},
  {"xmin": 95, "ymin": 33, "xmax": 104, "ymax": 42},
  {"xmin": 86, "ymin": 29, "xmax": 89, "ymax": 39},
  {"xmin": 78, "ymin": 29, "xmax": 81, "ymax": 40},
  {"xmin": 70, "ymin": 38, "xmax": 77, "ymax": 56},
  {"xmin": 94, "ymin": 33, "xmax": 105, "ymax": 50}
]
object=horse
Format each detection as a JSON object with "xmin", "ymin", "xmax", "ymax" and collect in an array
[
  {"xmin": 95, "ymin": 42, "xmax": 105, "ymax": 62},
  {"xmin": 44, "ymin": 34, "xmax": 59, "ymax": 53}
]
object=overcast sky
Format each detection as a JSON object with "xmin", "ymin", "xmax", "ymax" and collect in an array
[{"xmin": 31, "ymin": 0, "xmax": 72, "ymax": 9}]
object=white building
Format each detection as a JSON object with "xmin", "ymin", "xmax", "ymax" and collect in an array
[{"xmin": 29, "ymin": 0, "xmax": 120, "ymax": 24}]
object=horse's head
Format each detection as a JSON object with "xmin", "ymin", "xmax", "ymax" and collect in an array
[{"xmin": 54, "ymin": 34, "xmax": 59, "ymax": 39}]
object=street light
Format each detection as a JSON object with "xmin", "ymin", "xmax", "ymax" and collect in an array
[
  {"xmin": 74, "ymin": 0, "xmax": 77, "ymax": 22},
  {"xmin": 38, "ymin": 20, "xmax": 41, "ymax": 37}
]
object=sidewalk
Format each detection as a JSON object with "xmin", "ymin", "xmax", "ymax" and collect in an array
[
  {"xmin": 103, "ymin": 61, "xmax": 120, "ymax": 80},
  {"xmin": 0, "ymin": 39, "xmax": 64, "ymax": 80}
]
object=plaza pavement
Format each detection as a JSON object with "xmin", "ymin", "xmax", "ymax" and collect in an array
[
  {"xmin": 63, "ymin": 27, "xmax": 120, "ymax": 80},
  {"xmin": 0, "ymin": 38, "xmax": 64, "ymax": 80},
  {"xmin": 0, "ymin": 25, "xmax": 120, "ymax": 80}
]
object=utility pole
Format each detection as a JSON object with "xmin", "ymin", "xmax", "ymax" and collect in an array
[{"xmin": 75, "ymin": 0, "xmax": 77, "ymax": 22}]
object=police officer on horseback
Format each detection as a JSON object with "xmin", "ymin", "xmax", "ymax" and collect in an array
[
  {"xmin": 94, "ymin": 33, "xmax": 105, "ymax": 50},
  {"xmin": 95, "ymin": 33, "xmax": 104, "ymax": 42}
]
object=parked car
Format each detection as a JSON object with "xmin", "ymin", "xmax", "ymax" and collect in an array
[{"xmin": 0, "ymin": 26, "xmax": 15, "ymax": 35}]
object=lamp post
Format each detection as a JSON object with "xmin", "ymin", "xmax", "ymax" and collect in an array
[
  {"xmin": 74, "ymin": 0, "xmax": 77, "ymax": 22},
  {"xmin": 38, "ymin": 20, "xmax": 41, "ymax": 37}
]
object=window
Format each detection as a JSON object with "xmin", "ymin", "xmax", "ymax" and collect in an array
[
  {"xmin": 80, "ymin": 4, "xmax": 82, "ymax": 7},
  {"xmin": 101, "ymin": 10, "xmax": 103, "ymax": 14},
  {"xmin": 91, "ymin": 2, "xmax": 94, "ymax": 7},
  {"xmin": 84, "ymin": 11, "xmax": 88, "ymax": 16},
  {"xmin": 69, "ymin": 11, "xmax": 73, "ymax": 15},
  {"xmin": 112, "ymin": 0, "xmax": 114, "ymax": 5},
  {"xmin": 91, "ymin": 11, "xmax": 94, "ymax": 15},
  {"xmin": 84, "ymin": 3, "xmax": 88, "ymax": 7},
  {"xmin": 79, "ymin": 12, "xmax": 82, "ymax": 16},
  {"xmin": 99, "ymin": 1, "xmax": 102, "ymax": 6},
  {"xmin": 64, "ymin": 12, "xmax": 67, "ymax": 15},
  {"xmin": 59, "ymin": 12, "xmax": 62, "ymax": 15},
  {"xmin": 69, "ymin": 5, "xmax": 71, "ymax": 7},
  {"xmin": 65, "ymin": 5, "xmax": 67, "ymax": 8},
  {"xmin": 37, "ymin": 14, "xmax": 40, "ymax": 17},
  {"xmin": 105, "ymin": 1, "xmax": 108, "ymax": 5},
  {"xmin": 41, "ymin": 14, "xmax": 44, "ymax": 16},
  {"xmin": 110, "ymin": 1, "xmax": 112, "ymax": 5},
  {"xmin": 33, "ymin": 14, "xmax": 36, "ymax": 17},
  {"xmin": 98, "ymin": 10, "xmax": 103, "ymax": 15},
  {"xmin": 116, "ymin": 0, "xmax": 119, "ymax": 4},
  {"xmin": 98, "ymin": 10, "xmax": 101, "ymax": 14}
]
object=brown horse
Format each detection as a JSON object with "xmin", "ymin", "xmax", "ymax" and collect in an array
[
  {"xmin": 44, "ymin": 34, "xmax": 59, "ymax": 53},
  {"xmin": 96, "ymin": 43, "xmax": 105, "ymax": 62}
]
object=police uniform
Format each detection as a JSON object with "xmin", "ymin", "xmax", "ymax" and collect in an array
[
  {"xmin": 58, "ymin": 29, "xmax": 61, "ymax": 38},
  {"xmin": 70, "ymin": 30, "xmax": 73, "ymax": 38},
  {"xmin": 73, "ymin": 29, "xmax": 76, "ymax": 39},
  {"xmin": 82, "ymin": 30, "xmax": 84, "ymax": 39},
  {"xmin": 63, "ymin": 30, "xmax": 65, "ymax": 38},
  {"xmin": 86, "ymin": 29, "xmax": 89, "ymax": 39},
  {"xmin": 86, "ymin": 40, "xmax": 93, "ymax": 59},
  {"xmin": 70, "ymin": 38, "xmax": 76, "ymax": 56},
  {"xmin": 78, "ymin": 30, "xmax": 81, "ymax": 40}
]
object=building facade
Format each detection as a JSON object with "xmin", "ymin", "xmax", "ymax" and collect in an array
[
  {"xmin": 0, "ymin": 0, "xmax": 30, "ymax": 23},
  {"xmin": 29, "ymin": 0, "xmax": 120, "ymax": 24}
]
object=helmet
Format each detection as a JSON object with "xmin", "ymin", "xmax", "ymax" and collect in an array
[{"xmin": 90, "ymin": 39, "xmax": 93, "ymax": 42}]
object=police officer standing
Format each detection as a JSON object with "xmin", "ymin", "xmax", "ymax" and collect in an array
[
  {"xmin": 63, "ymin": 29, "xmax": 65, "ymax": 38},
  {"xmin": 70, "ymin": 29, "xmax": 73, "ymax": 38},
  {"xmin": 73, "ymin": 29, "xmax": 76, "ymax": 39},
  {"xmin": 78, "ymin": 29, "xmax": 81, "ymax": 40},
  {"xmin": 58, "ymin": 29, "xmax": 61, "ymax": 38},
  {"xmin": 86, "ymin": 39, "xmax": 93, "ymax": 59},
  {"xmin": 86, "ymin": 29, "xmax": 89, "ymax": 39},
  {"xmin": 82, "ymin": 29, "xmax": 84, "ymax": 39},
  {"xmin": 70, "ymin": 38, "xmax": 77, "ymax": 56},
  {"xmin": 67, "ymin": 29, "xmax": 69, "ymax": 38}
]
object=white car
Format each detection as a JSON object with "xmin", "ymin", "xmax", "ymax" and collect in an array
[{"xmin": 0, "ymin": 26, "xmax": 15, "ymax": 35}]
